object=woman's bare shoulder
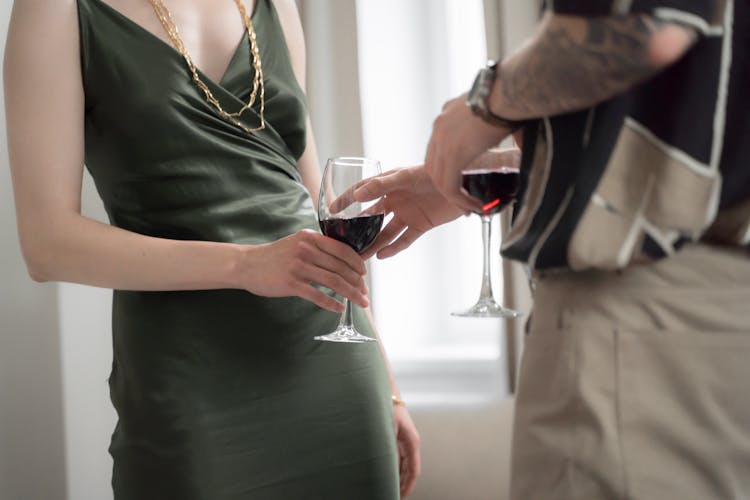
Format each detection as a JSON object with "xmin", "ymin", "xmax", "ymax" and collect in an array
[
  {"xmin": 9, "ymin": 0, "xmax": 78, "ymax": 24},
  {"xmin": 6, "ymin": 0, "xmax": 80, "ymax": 59},
  {"xmin": 5, "ymin": 0, "xmax": 84, "ymax": 131}
]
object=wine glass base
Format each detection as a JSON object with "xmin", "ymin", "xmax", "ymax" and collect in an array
[
  {"xmin": 314, "ymin": 326, "xmax": 378, "ymax": 343},
  {"xmin": 451, "ymin": 299, "xmax": 522, "ymax": 319}
]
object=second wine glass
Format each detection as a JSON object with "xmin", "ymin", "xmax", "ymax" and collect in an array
[
  {"xmin": 452, "ymin": 162, "xmax": 521, "ymax": 318},
  {"xmin": 315, "ymin": 157, "xmax": 384, "ymax": 343}
]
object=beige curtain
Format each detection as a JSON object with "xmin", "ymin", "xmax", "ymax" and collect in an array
[
  {"xmin": 297, "ymin": 0, "xmax": 365, "ymax": 160},
  {"xmin": 485, "ymin": 0, "xmax": 540, "ymax": 392}
]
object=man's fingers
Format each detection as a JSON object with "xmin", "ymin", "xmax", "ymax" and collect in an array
[
  {"xmin": 353, "ymin": 169, "xmax": 408, "ymax": 202},
  {"xmin": 458, "ymin": 186, "xmax": 484, "ymax": 213},
  {"xmin": 470, "ymin": 147, "xmax": 521, "ymax": 171},
  {"xmin": 352, "ymin": 176, "xmax": 386, "ymax": 202},
  {"xmin": 361, "ymin": 219, "xmax": 405, "ymax": 260},
  {"xmin": 426, "ymin": 146, "xmax": 475, "ymax": 213},
  {"xmin": 495, "ymin": 147, "xmax": 521, "ymax": 167},
  {"xmin": 361, "ymin": 198, "xmax": 387, "ymax": 217},
  {"xmin": 376, "ymin": 227, "xmax": 424, "ymax": 259},
  {"xmin": 328, "ymin": 184, "xmax": 358, "ymax": 214},
  {"xmin": 442, "ymin": 183, "xmax": 482, "ymax": 215}
]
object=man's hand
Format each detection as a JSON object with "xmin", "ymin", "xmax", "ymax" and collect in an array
[
  {"xmin": 353, "ymin": 149, "xmax": 521, "ymax": 259},
  {"xmin": 424, "ymin": 93, "xmax": 513, "ymax": 213},
  {"xmin": 352, "ymin": 165, "xmax": 464, "ymax": 259}
]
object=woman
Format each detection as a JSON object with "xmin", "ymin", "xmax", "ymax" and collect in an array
[{"xmin": 4, "ymin": 0, "xmax": 420, "ymax": 498}]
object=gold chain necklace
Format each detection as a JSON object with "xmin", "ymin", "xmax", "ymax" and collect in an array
[{"xmin": 148, "ymin": 0, "xmax": 266, "ymax": 134}]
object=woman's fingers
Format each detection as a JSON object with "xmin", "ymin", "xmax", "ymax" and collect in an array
[
  {"xmin": 306, "ymin": 244, "xmax": 364, "ymax": 289},
  {"xmin": 299, "ymin": 263, "xmax": 369, "ymax": 308},
  {"xmin": 307, "ymin": 231, "xmax": 367, "ymax": 276},
  {"xmin": 395, "ymin": 411, "xmax": 421, "ymax": 498},
  {"xmin": 242, "ymin": 230, "xmax": 372, "ymax": 310},
  {"xmin": 296, "ymin": 284, "xmax": 345, "ymax": 313},
  {"xmin": 400, "ymin": 442, "xmax": 420, "ymax": 497}
]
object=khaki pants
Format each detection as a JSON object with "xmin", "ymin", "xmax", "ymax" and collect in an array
[{"xmin": 510, "ymin": 244, "xmax": 750, "ymax": 500}]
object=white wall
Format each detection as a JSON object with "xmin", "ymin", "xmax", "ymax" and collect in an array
[
  {"xmin": 58, "ymin": 181, "xmax": 116, "ymax": 500},
  {"xmin": 0, "ymin": 4, "xmax": 116, "ymax": 500},
  {"xmin": 0, "ymin": 3, "xmax": 68, "ymax": 498}
]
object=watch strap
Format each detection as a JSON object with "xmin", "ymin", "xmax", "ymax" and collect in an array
[{"xmin": 469, "ymin": 61, "xmax": 524, "ymax": 132}]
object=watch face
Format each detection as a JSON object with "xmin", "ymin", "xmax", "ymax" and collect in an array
[
  {"xmin": 469, "ymin": 71, "xmax": 483, "ymax": 102},
  {"xmin": 469, "ymin": 68, "xmax": 490, "ymax": 107}
]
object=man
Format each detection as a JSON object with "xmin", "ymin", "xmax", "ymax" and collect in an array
[{"xmin": 357, "ymin": 1, "xmax": 749, "ymax": 498}]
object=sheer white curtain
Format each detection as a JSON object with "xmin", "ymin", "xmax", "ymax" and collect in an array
[
  {"xmin": 300, "ymin": 0, "xmax": 537, "ymax": 405},
  {"xmin": 356, "ymin": 0, "xmax": 510, "ymax": 405}
]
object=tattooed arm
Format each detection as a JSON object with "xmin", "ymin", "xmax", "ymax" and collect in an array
[
  {"xmin": 491, "ymin": 13, "xmax": 699, "ymax": 120},
  {"xmin": 417, "ymin": 12, "xmax": 700, "ymax": 213},
  {"xmin": 352, "ymin": 13, "xmax": 702, "ymax": 254}
]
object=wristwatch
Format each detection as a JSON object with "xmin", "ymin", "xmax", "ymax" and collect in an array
[{"xmin": 467, "ymin": 61, "xmax": 523, "ymax": 131}]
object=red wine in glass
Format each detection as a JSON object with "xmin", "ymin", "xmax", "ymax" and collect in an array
[
  {"xmin": 315, "ymin": 157, "xmax": 384, "ymax": 343},
  {"xmin": 453, "ymin": 166, "xmax": 521, "ymax": 318},
  {"xmin": 462, "ymin": 167, "xmax": 520, "ymax": 215},
  {"xmin": 319, "ymin": 214, "xmax": 384, "ymax": 254}
]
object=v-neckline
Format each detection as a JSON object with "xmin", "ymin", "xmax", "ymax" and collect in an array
[{"xmin": 86, "ymin": 0, "xmax": 259, "ymax": 90}]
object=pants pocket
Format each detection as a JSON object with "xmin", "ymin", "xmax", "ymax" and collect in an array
[{"xmin": 617, "ymin": 328, "xmax": 750, "ymax": 500}]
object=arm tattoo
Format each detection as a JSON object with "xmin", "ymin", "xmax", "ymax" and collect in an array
[{"xmin": 501, "ymin": 15, "xmax": 697, "ymax": 118}]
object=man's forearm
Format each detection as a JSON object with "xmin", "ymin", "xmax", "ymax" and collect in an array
[{"xmin": 491, "ymin": 13, "xmax": 698, "ymax": 120}]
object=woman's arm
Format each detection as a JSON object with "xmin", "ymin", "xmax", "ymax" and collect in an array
[
  {"xmin": 364, "ymin": 307, "xmax": 421, "ymax": 497},
  {"xmin": 4, "ymin": 0, "xmax": 368, "ymax": 313}
]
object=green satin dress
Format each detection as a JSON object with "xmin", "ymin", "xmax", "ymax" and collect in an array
[{"xmin": 76, "ymin": 1, "xmax": 400, "ymax": 498}]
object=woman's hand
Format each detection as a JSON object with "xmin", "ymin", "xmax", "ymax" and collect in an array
[
  {"xmin": 394, "ymin": 405, "xmax": 421, "ymax": 497},
  {"xmin": 239, "ymin": 230, "xmax": 370, "ymax": 312}
]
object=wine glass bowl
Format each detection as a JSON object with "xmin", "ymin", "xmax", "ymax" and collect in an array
[
  {"xmin": 319, "ymin": 214, "xmax": 385, "ymax": 254},
  {"xmin": 463, "ymin": 166, "xmax": 520, "ymax": 216},
  {"xmin": 315, "ymin": 157, "xmax": 384, "ymax": 343}
]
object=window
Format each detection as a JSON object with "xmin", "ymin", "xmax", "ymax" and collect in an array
[{"xmin": 356, "ymin": 0, "xmax": 509, "ymax": 405}]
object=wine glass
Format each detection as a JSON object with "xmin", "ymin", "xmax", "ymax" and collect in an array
[
  {"xmin": 452, "ymin": 158, "xmax": 521, "ymax": 318},
  {"xmin": 315, "ymin": 157, "xmax": 384, "ymax": 343}
]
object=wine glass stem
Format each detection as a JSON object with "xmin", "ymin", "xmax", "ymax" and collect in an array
[
  {"xmin": 338, "ymin": 298, "xmax": 354, "ymax": 330},
  {"xmin": 478, "ymin": 215, "xmax": 496, "ymax": 301}
]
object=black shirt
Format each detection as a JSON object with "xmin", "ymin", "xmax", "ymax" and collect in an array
[{"xmin": 503, "ymin": 0, "xmax": 749, "ymax": 270}]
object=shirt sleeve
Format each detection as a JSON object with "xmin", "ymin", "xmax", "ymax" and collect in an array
[
  {"xmin": 550, "ymin": 0, "xmax": 725, "ymax": 34},
  {"xmin": 633, "ymin": 1, "xmax": 725, "ymax": 34}
]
